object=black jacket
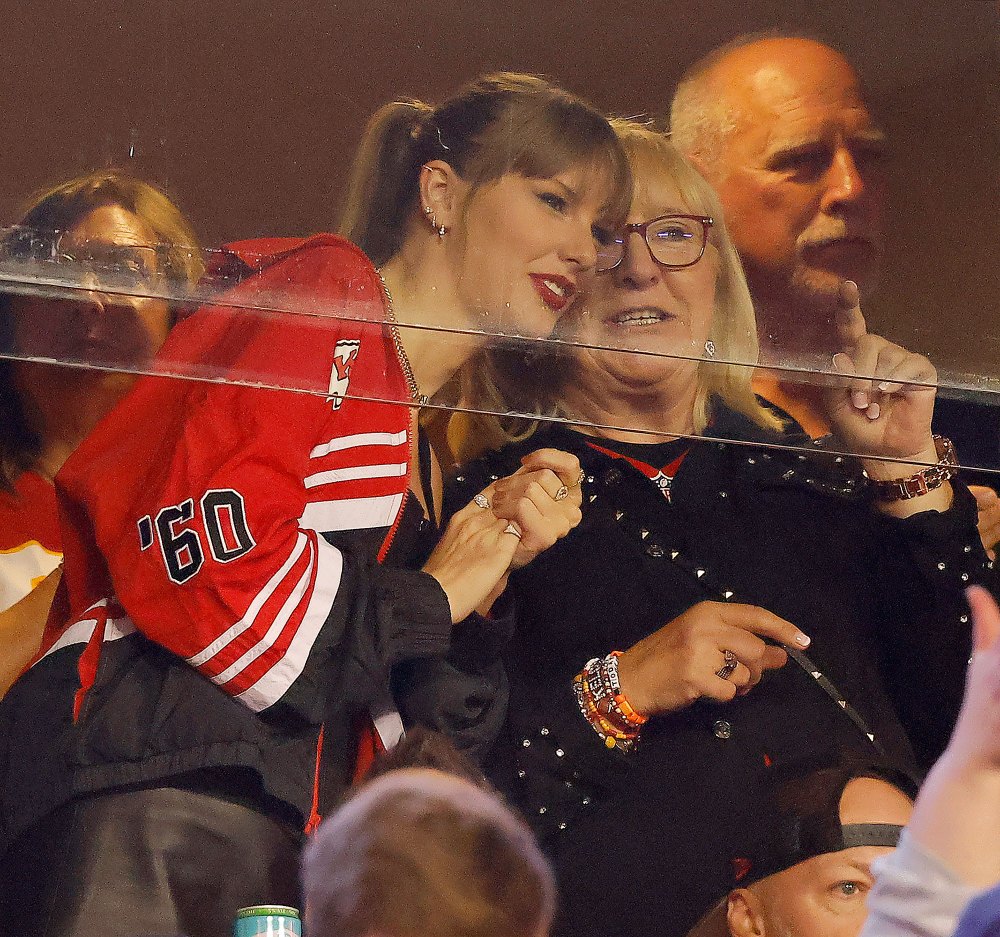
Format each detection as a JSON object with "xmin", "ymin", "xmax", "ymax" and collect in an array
[{"xmin": 449, "ymin": 406, "xmax": 994, "ymax": 937}]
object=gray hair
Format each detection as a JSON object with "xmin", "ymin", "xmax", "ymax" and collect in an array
[{"xmin": 670, "ymin": 29, "xmax": 846, "ymax": 173}]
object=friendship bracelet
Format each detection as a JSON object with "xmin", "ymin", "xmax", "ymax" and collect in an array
[{"xmin": 573, "ymin": 652, "xmax": 646, "ymax": 752}]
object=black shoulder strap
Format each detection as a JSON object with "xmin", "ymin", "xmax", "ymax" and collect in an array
[{"xmin": 418, "ymin": 427, "xmax": 436, "ymax": 523}]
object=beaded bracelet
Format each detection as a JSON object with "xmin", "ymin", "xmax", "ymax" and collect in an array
[
  {"xmin": 573, "ymin": 652, "xmax": 648, "ymax": 752},
  {"xmin": 607, "ymin": 652, "xmax": 649, "ymax": 727},
  {"xmin": 574, "ymin": 672, "xmax": 633, "ymax": 750}
]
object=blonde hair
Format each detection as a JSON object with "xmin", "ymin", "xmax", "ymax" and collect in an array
[
  {"xmin": 611, "ymin": 120, "xmax": 781, "ymax": 433},
  {"xmin": 454, "ymin": 120, "xmax": 781, "ymax": 456},
  {"xmin": 303, "ymin": 768, "xmax": 556, "ymax": 937},
  {"xmin": 340, "ymin": 72, "xmax": 632, "ymax": 267}
]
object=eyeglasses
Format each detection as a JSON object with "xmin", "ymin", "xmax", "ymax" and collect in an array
[{"xmin": 596, "ymin": 213, "xmax": 714, "ymax": 273}]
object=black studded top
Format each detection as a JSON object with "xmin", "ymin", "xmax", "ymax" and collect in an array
[{"xmin": 444, "ymin": 401, "xmax": 995, "ymax": 937}]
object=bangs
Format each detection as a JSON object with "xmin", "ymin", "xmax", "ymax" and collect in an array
[
  {"xmin": 471, "ymin": 99, "xmax": 633, "ymax": 230},
  {"xmin": 620, "ymin": 127, "xmax": 718, "ymax": 219}
]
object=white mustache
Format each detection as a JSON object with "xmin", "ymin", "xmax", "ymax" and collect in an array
[{"xmin": 798, "ymin": 225, "xmax": 877, "ymax": 250}]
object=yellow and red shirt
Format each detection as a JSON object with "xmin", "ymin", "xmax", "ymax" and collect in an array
[{"xmin": 0, "ymin": 471, "xmax": 61, "ymax": 613}]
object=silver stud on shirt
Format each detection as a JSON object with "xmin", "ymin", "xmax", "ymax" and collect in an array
[{"xmin": 713, "ymin": 720, "xmax": 732, "ymax": 740}]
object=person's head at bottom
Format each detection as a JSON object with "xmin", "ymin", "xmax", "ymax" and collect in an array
[
  {"xmin": 690, "ymin": 764, "xmax": 914, "ymax": 937},
  {"xmin": 301, "ymin": 767, "xmax": 555, "ymax": 937}
]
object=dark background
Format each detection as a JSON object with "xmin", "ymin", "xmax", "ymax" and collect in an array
[{"xmin": 1, "ymin": 0, "xmax": 997, "ymax": 380}]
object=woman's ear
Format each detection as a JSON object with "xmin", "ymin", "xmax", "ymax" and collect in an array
[
  {"xmin": 419, "ymin": 159, "xmax": 466, "ymax": 234},
  {"xmin": 727, "ymin": 888, "xmax": 767, "ymax": 937}
]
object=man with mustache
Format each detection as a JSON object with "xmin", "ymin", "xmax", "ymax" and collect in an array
[
  {"xmin": 671, "ymin": 33, "xmax": 1000, "ymax": 546},
  {"xmin": 671, "ymin": 35, "xmax": 886, "ymax": 406}
]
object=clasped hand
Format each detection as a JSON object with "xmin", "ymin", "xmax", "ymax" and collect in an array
[{"xmin": 422, "ymin": 448, "xmax": 583, "ymax": 623}]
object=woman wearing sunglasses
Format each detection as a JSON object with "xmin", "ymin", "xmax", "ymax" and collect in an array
[{"xmin": 450, "ymin": 121, "xmax": 993, "ymax": 937}]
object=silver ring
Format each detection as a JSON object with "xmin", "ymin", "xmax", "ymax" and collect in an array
[
  {"xmin": 715, "ymin": 649, "xmax": 738, "ymax": 681},
  {"xmin": 572, "ymin": 469, "xmax": 586, "ymax": 488},
  {"xmin": 473, "ymin": 493, "xmax": 491, "ymax": 510},
  {"xmin": 503, "ymin": 523, "xmax": 522, "ymax": 539},
  {"xmin": 554, "ymin": 485, "xmax": 569, "ymax": 502}
]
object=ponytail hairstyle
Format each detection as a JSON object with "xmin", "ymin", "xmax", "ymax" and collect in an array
[{"xmin": 340, "ymin": 72, "xmax": 632, "ymax": 267}]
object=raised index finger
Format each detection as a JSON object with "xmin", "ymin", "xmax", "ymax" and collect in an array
[{"xmin": 834, "ymin": 279, "xmax": 868, "ymax": 349}]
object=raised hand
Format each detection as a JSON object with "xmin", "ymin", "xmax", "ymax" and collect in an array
[
  {"xmin": 614, "ymin": 601, "xmax": 810, "ymax": 716},
  {"xmin": 824, "ymin": 280, "xmax": 938, "ymax": 465},
  {"xmin": 902, "ymin": 585, "xmax": 1000, "ymax": 889},
  {"xmin": 424, "ymin": 449, "xmax": 584, "ymax": 622}
]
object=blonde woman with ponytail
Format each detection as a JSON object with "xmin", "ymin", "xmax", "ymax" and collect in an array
[{"xmin": 0, "ymin": 73, "xmax": 630, "ymax": 933}]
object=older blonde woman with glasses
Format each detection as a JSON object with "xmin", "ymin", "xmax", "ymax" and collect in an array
[{"xmin": 448, "ymin": 120, "xmax": 994, "ymax": 937}]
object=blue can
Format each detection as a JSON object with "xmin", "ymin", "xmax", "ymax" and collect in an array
[{"xmin": 233, "ymin": 905, "xmax": 302, "ymax": 937}]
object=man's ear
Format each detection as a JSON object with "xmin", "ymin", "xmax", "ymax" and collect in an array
[
  {"xmin": 727, "ymin": 887, "xmax": 767, "ymax": 937},
  {"xmin": 419, "ymin": 159, "xmax": 465, "ymax": 232}
]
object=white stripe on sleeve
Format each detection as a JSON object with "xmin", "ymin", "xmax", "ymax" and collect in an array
[
  {"xmin": 299, "ymin": 492, "xmax": 404, "ymax": 532},
  {"xmin": 187, "ymin": 532, "xmax": 309, "ymax": 668},
  {"xmin": 211, "ymin": 536, "xmax": 317, "ymax": 689},
  {"xmin": 303, "ymin": 462, "xmax": 407, "ymax": 489},
  {"xmin": 236, "ymin": 533, "xmax": 345, "ymax": 711},
  {"xmin": 309, "ymin": 430, "xmax": 408, "ymax": 459}
]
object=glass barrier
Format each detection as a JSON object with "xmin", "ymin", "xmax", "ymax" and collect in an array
[
  {"xmin": 0, "ymin": 1, "xmax": 997, "ymax": 476},
  {"xmin": 1, "ymin": 227, "xmax": 997, "ymax": 478}
]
